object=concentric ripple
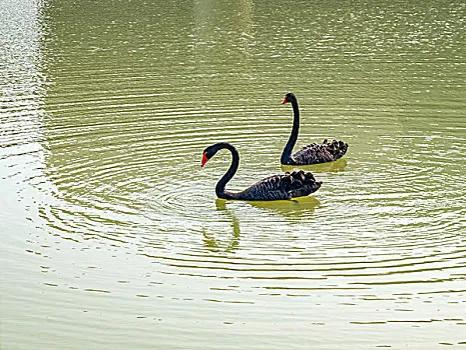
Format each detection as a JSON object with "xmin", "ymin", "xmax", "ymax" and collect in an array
[{"xmin": 2, "ymin": 1, "xmax": 466, "ymax": 349}]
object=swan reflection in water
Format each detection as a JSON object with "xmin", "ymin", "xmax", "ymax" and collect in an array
[
  {"xmin": 245, "ymin": 195, "xmax": 321, "ymax": 219},
  {"xmin": 202, "ymin": 199, "xmax": 241, "ymax": 253},
  {"xmin": 281, "ymin": 158, "xmax": 348, "ymax": 174},
  {"xmin": 202, "ymin": 196, "xmax": 321, "ymax": 252}
]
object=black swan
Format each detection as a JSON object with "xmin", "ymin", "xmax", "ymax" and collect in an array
[
  {"xmin": 280, "ymin": 92, "xmax": 348, "ymax": 165},
  {"xmin": 201, "ymin": 142, "xmax": 321, "ymax": 201}
]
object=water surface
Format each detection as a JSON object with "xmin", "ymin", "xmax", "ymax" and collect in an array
[{"xmin": 1, "ymin": 0, "xmax": 466, "ymax": 349}]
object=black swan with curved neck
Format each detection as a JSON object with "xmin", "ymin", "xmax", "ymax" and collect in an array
[
  {"xmin": 281, "ymin": 92, "xmax": 348, "ymax": 165},
  {"xmin": 201, "ymin": 142, "xmax": 321, "ymax": 201}
]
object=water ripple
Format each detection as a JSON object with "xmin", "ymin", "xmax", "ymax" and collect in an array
[{"xmin": 2, "ymin": 1, "xmax": 466, "ymax": 348}]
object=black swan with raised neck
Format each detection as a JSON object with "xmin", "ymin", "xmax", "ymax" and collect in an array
[
  {"xmin": 280, "ymin": 92, "xmax": 348, "ymax": 165},
  {"xmin": 201, "ymin": 142, "xmax": 321, "ymax": 201}
]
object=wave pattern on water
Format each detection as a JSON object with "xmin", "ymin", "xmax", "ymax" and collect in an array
[{"xmin": 2, "ymin": 1, "xmax": 466, "ymax": 349}]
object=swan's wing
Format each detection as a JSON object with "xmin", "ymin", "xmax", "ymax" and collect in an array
[
  {"xmin": 293, "ymin": 139, "xmax": 348, "ymax": 165},
  {"xmin": 239, "ymin": 170, "xmax": 321, "ymax": 200}
]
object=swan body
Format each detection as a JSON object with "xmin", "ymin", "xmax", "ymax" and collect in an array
[
  {"xmin": 201, "ymin": 142, "xmax": 321, "ymax": 201},
  {"xmin": 281, "ymin": 92, "xmax": 348, "ymax": 165}
]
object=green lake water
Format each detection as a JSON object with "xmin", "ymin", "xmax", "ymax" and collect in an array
[{"xmin": 1, "ymin": 0, "xmax": 465, "ymax": 348}]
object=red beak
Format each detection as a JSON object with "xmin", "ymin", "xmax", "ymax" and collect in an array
[
  {"xmin": 201, "ymin": 152, "xmax": 208, "ymax": 168},
  {"xmin": 281, "ymin": 97, "xmax": 289, "ymax": 104}
]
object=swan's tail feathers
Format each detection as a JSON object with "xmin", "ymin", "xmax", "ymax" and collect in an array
[
  {"xmin": 324, "ymin": 139, "xmax": 348, "ymax": 160},
  {"xmin": 287, "ymin": 170, "xmax": 321, "ymax": 198}
]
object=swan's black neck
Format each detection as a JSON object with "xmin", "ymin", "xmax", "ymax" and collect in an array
[
  {"xmin": 213, "ymin": 143, "xmax": 239, "ymax": 200},
  {"xmin": 281, "ymin": 96, "xmax": 299, "ymax": 165}
]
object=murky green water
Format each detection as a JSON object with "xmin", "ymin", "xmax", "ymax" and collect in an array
[{"xmin": 1, "ymin": 0, "xmax": 465, "ymax": 348}]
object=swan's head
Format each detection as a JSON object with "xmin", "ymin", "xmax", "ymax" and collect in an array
[
  {"xmin": 201, "ymin": 145, "xmax": 218, "ymax": 168},
  {"xmin": 281, "ymin": 92, "xmax": 296, "ymax": 104},
  {"xmin": 201, "ymin": 142, "xmax": 235, "ymax": 168}
]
